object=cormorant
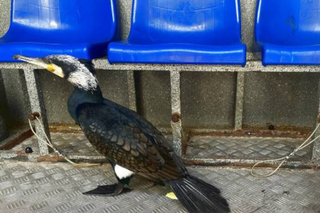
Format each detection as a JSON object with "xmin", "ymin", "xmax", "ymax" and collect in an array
[{"xmin": 14, "ymin": 54, "xmax": 230, "ymax": 213}]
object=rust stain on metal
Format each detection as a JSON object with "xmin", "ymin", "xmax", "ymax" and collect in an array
[
  {"xmin": 37, "ymin": 154, "xmax": 66, "ymax": 162},
  {"xmin": 171, "ymin": 113, "xmax": 181, "ymax": 123},
  {"xmin": 182, "ymin": 158, "xmax": 317, "ymax": 170},
  {"xmin": 188, "ymin": 128, "xmax": 311, "ymax": 139},
  {"xmin": 182, "ymin": 131, "xmax": 191, "ymax": 155},
  {"xmin": 0, "ymin": 130, "xmax": 33, "ymax": 150},
  {"xmin": 49, "ymin": 124, "xmax": 82, "ymax": 133},
  {"xmin": 15, "ymin": 150, "xmax": 27, "ymax": 155},
  {"xmin": 37, "ymin": 154, "xmax": 107, "ymax": 164}
]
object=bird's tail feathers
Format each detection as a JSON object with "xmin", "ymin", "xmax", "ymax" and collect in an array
[{"xmin": 164, "ymin": 175, "xmax": 230, "ymax": 213}]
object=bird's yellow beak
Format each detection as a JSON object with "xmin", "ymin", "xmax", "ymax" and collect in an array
[{"xmin": 13, "ymin": 55, "xmax": 65, "ymax": 78}]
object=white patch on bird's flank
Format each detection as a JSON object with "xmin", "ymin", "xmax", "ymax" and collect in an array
[{"xmin": 114, "ymin": 165, "xmax": 135, "ymax": 179}]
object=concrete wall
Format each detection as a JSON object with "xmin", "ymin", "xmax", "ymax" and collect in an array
[
  {"xmin": 0, "ymin": 0, "xmax": 319, "ymax": 131},
  {"xmin": 1, "ymin": 69, "xmax": 30, "ymax": 128}
]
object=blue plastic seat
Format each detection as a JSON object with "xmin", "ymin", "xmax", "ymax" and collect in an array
[
  {"xmin": 256, "ymin": 0, "xmax": 320, "ymax": 65},
  {"xmin": 108, "ymin": 0, "xmax": 246, "ymax": 65},
  {"xmin": 0, "ymin": 0, "xmax": 118, "ymax": 62}
]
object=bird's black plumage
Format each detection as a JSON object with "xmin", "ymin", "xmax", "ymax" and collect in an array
[
  {"xmin": 15, "ymin": 54, "xmax": 230, "ymax": 213},
  {"xmin": 67, "ymin": 85, "xmax": 184, "ymax": 181},
  {"xmin": 69, "ymin": 76, "xmax": 230, "ymax": 213}
]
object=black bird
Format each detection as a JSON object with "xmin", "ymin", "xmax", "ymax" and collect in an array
[{"xmin": 14, "ymin": 54, "xmax": 230, "ymax": 213}]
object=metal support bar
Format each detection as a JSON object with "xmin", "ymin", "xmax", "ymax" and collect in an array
[
  {"xmin": 312, "ymin": 130, "xmax": 320, "ymax": 164},
  {"xmin": 234, "ymin": 72, "xmax": 245, "ymax": 130},
  {"xmin": 312, "ymin": 76, "xmax": 320, "ymax": 163},
  {"xmin": 93, "ymin": 59, "xmax": 320, "ymax": 73},
  {"xmin": 170, "ymin": 71, "xmax": 182, "ymax": 156},
  {"xmin": 126, "ymin": 71, "xmax": 137, "ymax": 111},
  {"xmin": 24, "ymin": 68, "xmax": 50, "ymax": 155}
]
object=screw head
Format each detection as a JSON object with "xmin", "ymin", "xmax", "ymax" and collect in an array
[
  {"xmin": 25, "ymin": 147, "xmax": 33, "ymax": 154},
  {"xmin": 28, "ymin": 112, "xmax": 41, "ymax": 121},
  {"xmin": 171, "ymin": 113, "xmax": 181, "ymax": 123}
]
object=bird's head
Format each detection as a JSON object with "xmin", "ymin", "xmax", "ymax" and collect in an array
[{"xmin": 13, "ymin": 54, "xmax": 98, "ymax": 91}]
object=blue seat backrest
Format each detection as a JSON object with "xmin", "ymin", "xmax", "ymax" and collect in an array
[
  {"xmin": 128, "ymin": 0, "xmax": 241, "ymax": 45},
  {"xmin": 256, "ymin": 0, "xmax": 320, "ymax": 45},
  {"xmin": 8, "ymin": 0, "xmax": 117, "ymax": 43}
]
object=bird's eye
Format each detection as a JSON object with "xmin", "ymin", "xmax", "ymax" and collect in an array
[{"xmin": 47, "ymin": 64, "xmax": 56, "ymax": 72}]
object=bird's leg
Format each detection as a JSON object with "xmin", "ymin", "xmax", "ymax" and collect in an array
[{"xmin": 83, "ymin": 182, "xmax": 131, "ymax": 196}]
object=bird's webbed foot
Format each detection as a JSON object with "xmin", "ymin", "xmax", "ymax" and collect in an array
[{"xmin": 83, "ymin": 182, "xmax": 131, "ymax": 196}]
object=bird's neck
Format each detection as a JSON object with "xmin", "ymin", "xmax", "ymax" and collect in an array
[{"xmin": 68, "ymin": 86, "xmax": 103, "ymax": 121}]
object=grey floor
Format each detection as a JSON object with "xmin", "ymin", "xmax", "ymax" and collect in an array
[
  {"xmin": 186, "ymin": 135, "xmax": 311, "ymax": 161},
  {"xmin": 2, "ymin": 132, "xmax": 320, "ymax": 213},
  {"xmin": 0, "ymin": 161, "xmax": 319, "ymax": 213}
]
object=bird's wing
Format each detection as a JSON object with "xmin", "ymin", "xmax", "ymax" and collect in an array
[
  {"xmin": 103, "ymin": 99, "xmax": 173, "ymax": 153},
  {"xmin": 76, "ymin": 103, "xmax": 181, "ymax": 178}
]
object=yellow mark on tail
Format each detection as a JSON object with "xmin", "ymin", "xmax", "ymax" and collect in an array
[{"xmin": 166, "ymin": 192, "xmax": 178, "ymax": 200}]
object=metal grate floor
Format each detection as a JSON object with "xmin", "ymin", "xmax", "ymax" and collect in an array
[
  {"xmin": 185, "ymin": 136, "xmax": 311, "ymax": 161},
  {"xmin": 12, "ymin": 132, "xmax": 101, "ymax": 157},
  {"xmin": 0, "ymin": 161, "xmax": 319, "ymax": 213},
  {"xmin": 11, "ymin": 133, "xmax": 312, "ymax": 163}
]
